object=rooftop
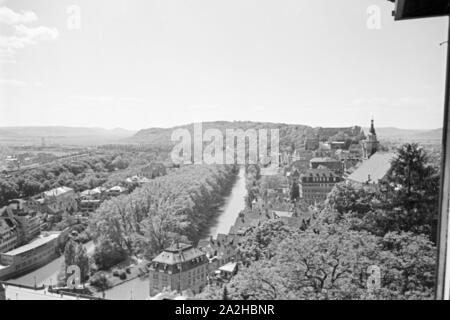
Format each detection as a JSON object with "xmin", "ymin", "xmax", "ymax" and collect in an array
[
  {"xmin": 152, "ymin": 243, "xmax": 205, "ymax": 265},
  {"xmin": 218, "ymin": 262, "xmax": 237, "ymax": 273},
  {"xmin": 3, "ymin": 233, "xmax": 60, "ymax": 256},
  {"xmin": 108, "ymin": 186, "xmax": 127, "ymax": 192},
  {"xmin": 80, "ymin": 187, "xmax": 104, "ymax": 196},
  {"xmin": 272, "ymin": 210, "xmax": 294, "ymax": 218},
  {"xmin": 310, "ymin": 157, "xmax": 340, "ymax": 163},
  {"xmin": 346, "ymin": 152, "xmax": 396, "ymax": 184},
  {"xmin": 43, "ymin": 187, "xmax": 73, "ymax": 198}
]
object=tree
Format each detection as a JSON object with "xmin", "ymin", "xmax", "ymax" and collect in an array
[
  {"xmin": 222, "ymin": 286, "xmax": 229, "ymax": 300},
  {"xmin": 58, "ymin": 239, "xmax": 90, "ymax": 286},
  {"xmin": 93, "ymin": 237, "xmax": 127, "ymax": 270},
  {"xmin": 64, "ymin": 239, "xmax": 77, "ymax": 266},
  {"xmin": 237, "ymin": 220, "xmax": 293, "ymax": 266},
  {"xmin": 75, "ymin": 245, "xmax": 90, "ymax": 283},
  {"xmin": 289, "ymin": 181, "xmax": 300, "ymax": 202},
  {"xmin": 90, "ymin": 273, "xmax": 111, "ymax": 291},
  {"xmin": 327, "ymin": 183, "xmax": 377, "ymax": 216},
  {"xmin": 386, "ymin": 143, "xmax": 439, "ymax": 240}
]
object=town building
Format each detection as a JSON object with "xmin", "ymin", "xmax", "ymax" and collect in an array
[
  {"xmin": 198, "ymin": 234, "xmax": 239, "ymax": 276},
  {"xmin": 299, "ymin": 168, "xmax": 342, "ymax": 205},
  {"xmin": 313, "ymin": 143, "xmax": 333, "ymax": 158},
  {"xmin": 79, "ymin": 187, "xmax": 105, "ymax": 201},
  {"xmin": 304, "ymin": 135, "xmax": 320, "ymax": 151},
  {"xmin": 310, "ymin": 157, "xmax": 343, "ymax": 174},
  {"xmin": 0, "ymin": 231, "xmax": 65, "ymax": 280},
  {"xmin": 330, "ymin": 141, "xmax": 346, "ymax": 150},
  {"xmin": 79, "ymin": 187, "xmax": 106, "ymax": 213},
  {"xmin": 0, "ymin": 199, "xmax": 43, "ymax": 253},
  {"xmin": 362, "ymin": 119, "xmax": 379, "ymax": 159},
  {"xmin": 346, "ymin": 152, "xmax": 396, "ymax": 187},
  {"xmin": 40, "ymin": 187, "xmax": 78, "ymax": 215},
  {"xmin": 6, "ymin": 200, "xmax": 41, "ymax": 243},
  {"xmin": 106, "ymin": 186, "xmax": 128, "ymax": 197},
  {"xmin": 125, "ymin": 175, "xmax": 152, "ymax": 185},
  {"xmin": 79, "ymin": 200, "xmax": 102, "ymax": 214},
  {"xmin": 0, "ymin": 216, "xmax": 19, "ymax": 254},
  {"xmin": 5, "ymin": 156, "xmax": 19, "ymax": 171},
  {"xmin": 216, "ymin": 262, "xmax": 238, "ymax": 282},
  {"xmin": 148, "ymin": 243, "xmax": 209, "ymax": 297}
]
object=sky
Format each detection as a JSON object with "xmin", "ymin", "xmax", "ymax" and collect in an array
[{"xmin": 0, "ymin": 0, "xmax": 448, "ymax": 131}]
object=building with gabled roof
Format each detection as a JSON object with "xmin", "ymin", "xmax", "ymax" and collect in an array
[
  {"xmin": 40, "ymin": 186, "xmax": 78, "ymax": 215},
  {"xmin": 148, "ymin": 242, "xmax": 208, "ymax": 297},
  {"xmin": 346, "ymin": 152, "xmax": 396, "ymax": 186}
]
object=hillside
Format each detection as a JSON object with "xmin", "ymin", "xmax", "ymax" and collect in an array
[{"xmin": 130, "ymin": 121, "xmax": 365, "ymax": 150}]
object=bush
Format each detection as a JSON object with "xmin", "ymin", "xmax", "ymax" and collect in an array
[{"xmin": 90, "ymin": 273, "xmax": 111, "ymax": 291}]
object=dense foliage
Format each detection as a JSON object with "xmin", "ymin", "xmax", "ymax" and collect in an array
[{"xmin": 0, "ymin": 154, "xmax": 120, "ymax": 205}]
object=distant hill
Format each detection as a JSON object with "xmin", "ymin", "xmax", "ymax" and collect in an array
[
  {"xmin": 0, "ymin": 126, "xmax": 136, "ymax": 146},
  {"xmin": 367, "ymin": 127, "xmax": 443, "ymax": 141},
  {"xmin": 130, "ymin": 121, "xmax": 365, "ymax": 150}
]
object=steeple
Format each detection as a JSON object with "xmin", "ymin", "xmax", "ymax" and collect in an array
[{"xmin": 369, "ymin": 118, "xmax": 376, "ymax": 136}]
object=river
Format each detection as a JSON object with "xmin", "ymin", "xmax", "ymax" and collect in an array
[{"xmin": 7, "ymin": 167, "xmax": 247, "ymax": 299}]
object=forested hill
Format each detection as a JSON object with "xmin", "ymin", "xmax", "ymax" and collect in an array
[{"xmin": 130, "ymin": 121, "xmax": 365, "ymax": 150}]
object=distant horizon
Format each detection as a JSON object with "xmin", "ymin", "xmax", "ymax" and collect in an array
[{"xmin": 0, "ymin": 121, "xmax": 444, "ymax": 133}]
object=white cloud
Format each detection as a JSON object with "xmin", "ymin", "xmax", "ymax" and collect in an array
[
  {"xmin": 0, "ymin": 25, "xmax": 59, "ymax": 50},
  {"xmin": 0, "ymin": 7, "xmax": 58, "ymax": 59},
  {"xmin": 16, "ymin": 24, "xmax": 58, "ymax": 44},
  {"xmin": 0, "ymin": 6, "xmax": 37, "ymax": 25}
]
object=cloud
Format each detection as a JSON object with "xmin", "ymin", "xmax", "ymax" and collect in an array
[
  {"xmin": 0, "ymin": 7, "xmax": 59, "ymax": 59},
  {"xmin": 0, "ymin": 6, "xmax": 37, "ymax": 25},
  {"xmin": 0, "ymin": 25, "xmax": 58, "ymax": 49}
]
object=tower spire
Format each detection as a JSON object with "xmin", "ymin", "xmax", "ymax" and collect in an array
[{"xmin": 370, "ymin": 118, "xmax": 376, "ymax": 135}]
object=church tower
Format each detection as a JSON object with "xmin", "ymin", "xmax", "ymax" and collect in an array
[{"xmin": 363, "ymin": 118, "xmax": 379, "ymax": 159}]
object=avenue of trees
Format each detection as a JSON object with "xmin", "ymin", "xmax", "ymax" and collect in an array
[{"xmin": 89, "ymin": 164, "xmax": 238, "ymax": 270}]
